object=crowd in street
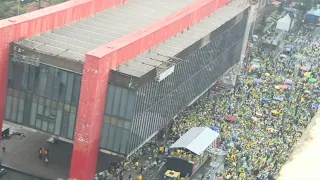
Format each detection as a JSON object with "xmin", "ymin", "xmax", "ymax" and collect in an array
[
  {"xmin": 166, "ymin": 26, "xmax": 319, "ymax": 179},
  {"xmin": 96, "ymin": 21, "xmax": 320, "ymax": 180}
]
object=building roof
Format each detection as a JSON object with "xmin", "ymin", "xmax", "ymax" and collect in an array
[
  {"xmin": 170, "ymin": 127, "xmax": 219, "ymax": 155},
  {"xmin": 115, "ymin": 1, "xmax": 249, "ymax": 78},
  {"xmin": 15, "ymin": 0, "xmax": 197, "ymax": 62}
]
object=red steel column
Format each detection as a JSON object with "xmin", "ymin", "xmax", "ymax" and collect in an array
[
  {"xmin": 0, "ymin": 27, "xmax": 11, "ymax": 136},
  {"xmin": 69, "ymin": 55, "xmax": 110, "ymax": 180}
]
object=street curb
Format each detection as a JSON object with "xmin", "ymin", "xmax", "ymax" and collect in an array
[{"xmin": 1, "ymin": 164, "xmax": 52, "ymax": 180}]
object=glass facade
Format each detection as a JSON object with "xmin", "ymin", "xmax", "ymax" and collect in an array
[
  {"xmin": 5, "ymin": 57, "xmax": 137, "ymax": 154},
  {"xmin": 128, "ymin": 10, "xmax": 249, "ymax": 152},
  {"xmin": 5, "ymin": 60, "xmax": 81, "ymax": 139},
  {"xmin": 101, "ymin": 84, "xmax": 137, "ymax": 154},
  {"xmin": 5, "ymin": 8, "xmax": 249, "ymax": 156}
]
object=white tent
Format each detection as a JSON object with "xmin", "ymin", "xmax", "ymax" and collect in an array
[
  {"xmin": 170, "ymin": 127, "xmax": 219, "ymax": 155},
  {"xmin": 276, "ymin": 14, "xmax": 291, "ymax": 31}
]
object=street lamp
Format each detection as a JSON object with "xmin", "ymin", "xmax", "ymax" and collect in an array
[{"xmin": 17, "ymin": 0, "xmax": 24, "ymax": 15}]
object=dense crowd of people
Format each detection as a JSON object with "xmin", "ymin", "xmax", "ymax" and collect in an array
[
  {"xmin": 95, "ymin": 21, "xmax": 320, "ymax": 180},
  {"xmin": 167, "ymin": 27, "xmax": 319, "ymax": 179}
]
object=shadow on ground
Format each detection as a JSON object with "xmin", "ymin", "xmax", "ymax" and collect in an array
[{"xmin": 0, "ymin": 122, "xmax": 121, "ymax": 179}]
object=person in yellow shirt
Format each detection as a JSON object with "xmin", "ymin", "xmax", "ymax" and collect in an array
[
  {"xmin": 137, "ymin": 174, "xmax": 143, "ymax": 180},
  {"xmin": 135, "ymin": 161, "xmax": 139, "ymax": 170}
]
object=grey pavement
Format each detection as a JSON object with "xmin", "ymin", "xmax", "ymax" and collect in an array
[
  {"xmin": 0, "ymin": 169, "xmax": 43, "ymax": 180},
  {"xmin": 1, "ymin": 121, "xmax": 121, "ymax": 180}
]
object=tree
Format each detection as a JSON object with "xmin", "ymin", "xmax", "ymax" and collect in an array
[
  {"xmin": 47, "ymin": 0, "xmax": 68, "ymax": 5},
  {"xmin": 0, "ymin": 0, "xmax": 26, "ymax": 20}
]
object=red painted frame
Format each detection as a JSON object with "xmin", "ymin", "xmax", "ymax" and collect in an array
[
  {"xmin": 71, "ymin": 0, "xmax": 230, "ymax": 179},
  {"xmin": 0, "ymin": 0, "xmax": 230, "ymax": 179},
  {"xmin": 0, "ymin": 0, "xmax": 127, "ymax": 180}
]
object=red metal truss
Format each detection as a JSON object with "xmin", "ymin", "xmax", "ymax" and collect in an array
[{"xmin": 71, "ymin": 0, "xmax": 230, "ymax": 179}]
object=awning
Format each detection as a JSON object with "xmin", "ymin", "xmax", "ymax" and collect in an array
[{"xmin": 170, "ymin": 127, "xmax": 219, "ymax": 155}]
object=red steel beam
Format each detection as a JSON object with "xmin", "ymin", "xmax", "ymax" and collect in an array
[
  {"xmin": 71, "ymin": 0, "xmax": 230, "ymax": 179},
  {"xmin": 0, "ymin": 0, "xmax": 126, "ymax": 178}
]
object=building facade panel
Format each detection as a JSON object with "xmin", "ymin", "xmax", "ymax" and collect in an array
[
  {"xmin": 5, "ymin": 59, "xmax": 137, "ymax": 154},
  {"xmin": 5, "ymin": 59, "xmax": 81, "ymax": 139},
  {"xmin": 129, "ymin": 10, "xmax": 248, "ymax": 153},
  {"xmin": 100, "ymin": 84, "xmax": 136, "ymax": 154}
]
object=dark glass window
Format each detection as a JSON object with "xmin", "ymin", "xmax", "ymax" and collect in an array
[
  {"xmin": 21, "ymin": 64, "xmax": 29, "ymax": 91},
  {"xmin": 8, "ymin": 60, "xmax": 14, "ymax": 87},
  {"xmin": 37, "ymin": 65, "xmax": 49, "ymax": 96},
  {"xmin": 60, "ymin": 112, "xmax": 69, "ymax": 138},
  {"xmin": 27, "ymin": 65, "xmax": 35, "ymax": 92},
  {"xmin": 57, "ymin": 70, "xmax": 67, "ymax": 102},
  {"xmin": 71, "ymin": 74, "xmax": 81, "ymax": 105},
  {"xmin": 34, "ymin": 66, "xmax": 40, "ymax": 94},
  {"xmin": 13, "ymin": 62, "xmax": 23, "ymax": 90},
  {"xmin": 65, "ymin": 73, "xmax": 74, "ymax": 103}
]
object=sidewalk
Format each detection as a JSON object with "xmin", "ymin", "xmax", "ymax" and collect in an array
[{"xmin": 1, "ymin": 122, "xmax": 121, "ymax": 180}]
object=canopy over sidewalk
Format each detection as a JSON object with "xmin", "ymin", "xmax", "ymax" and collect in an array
[{"xmin": 170, "ymin": 127, "xmax": 219, "ymax": 155}]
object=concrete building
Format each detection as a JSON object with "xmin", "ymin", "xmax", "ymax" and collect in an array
[{"xmin": 0, "ymin": 0, "xmax": 250, "ymax": 179}]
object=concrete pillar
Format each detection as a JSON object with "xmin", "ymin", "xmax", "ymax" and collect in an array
[{"xmin": 69, "ymin": 55, "xmax": 110, "ymax": 180}]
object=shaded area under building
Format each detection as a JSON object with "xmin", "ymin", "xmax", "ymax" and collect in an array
[{"xmin": 0, "ymin": 122, "xmax": 121, "ymax": 179}]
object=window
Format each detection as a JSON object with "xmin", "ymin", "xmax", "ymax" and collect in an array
[
  {"xmin": 114, "ymin": 127, "xmax": 123, "ymax": 152},
  {"xmin": 21, "ymin": 64, "xmax": 29, "ymax": 91},
  {"xmin": 5, "ymin": 95, "xmax": 12, "ymax": 120},
  {"xmin": 13, "ymin": 62, "xmax": 23, "ymax": 90},
  {"xmin": 60, "ymin": 112, "xmax": 69, "ymax": 138},
  {"xmin": 52, "ymin": 75, "xmax": 60, "ymax": 100},
  {"xmin": 64, "ymin": 104, "xmax": 70, "ymax": 112},
  {"xmin": 124, "ymin": 121, "xmax": 131, "ymax": 130},
  {"xmin": 120, "ymin": 129, "xmax": 130, "ymax": 154},
  {"xmin": 44, "ymin": 99, "xmax": 51, "ymax": 117},
  {"xmin": 50, "ymin": 101, "xmax": 57, "ymax": 118},
  {"xmin": 70, "ymin": 106, "xmax": 77, "ymax": 114},
  {"xmin": 37, "ymin": 97, "xmax": 44, "ymax": 115},
  {"xmin": 106, "ymin": 125, "xmax": 116, "ymax": 150},
  {"xmin": 68, "ymin": 113, "xmax": 76, "ymax": 139},
  {"xmin": 71, "ymin": 74, "xmax": 81, "ymax": 105},
  {"xmin": 28, "ymin": 65, "xmax": 36, "ymax": 92},
  {"xmin": 117, "ymin": 119, "xmax": 124, "ymax": 128},
  {"xmin": 8, "ymin": 60, "xmax": 14, "ymax": 87},
  {"xmin": 58, "ymin": 70, "xmax": 67, "ymax": 102},
  {"xmin": 45, "ymin": 74, "xmax": 54, "ymax": 98},
  {"xmin": 41, "ymin": 121, "xmax": 48, "ymax": 132},
  {"xmin": 65, "ymin": 73, "xmax": 74, "ymax": 103},
  {"xmin": 17, "ymin": 92, "xmax": 25, "ymax": 124},
  {"xmin": 38, "ymin": 67, "xmax": 48, "ymax": 96},
  {"xmin": 34, "ymin": 66, "xmax": 40, "ymax": 93},
  {"xmin": 48, "ymin": 122, "xmax": 54, "ymax": 133}
]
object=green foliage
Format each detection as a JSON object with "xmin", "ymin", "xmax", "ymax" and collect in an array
[
  {"xmin": 0, "ymin": 0, "xmax": 26, "ymax": 20},
  {"xmin": 47, "ymin": 0, "xmax": 68, "ymax": 5}
]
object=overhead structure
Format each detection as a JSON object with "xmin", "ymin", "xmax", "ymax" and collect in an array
[
  {"xmin": 0, "ymin": 0, "xmax": 250, "ymax": 179},
  {"xmin": 170, "ymin": 127, "xmax": 219, "ymax": 155},
  {"xmin": 276, "ymin": 14, "xmax": 292, "ymax": 31}
]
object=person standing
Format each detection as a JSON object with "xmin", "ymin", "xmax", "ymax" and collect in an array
[{"xmin": 2, "ymin": 143, "xmax": 5, "ymax": 153}]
